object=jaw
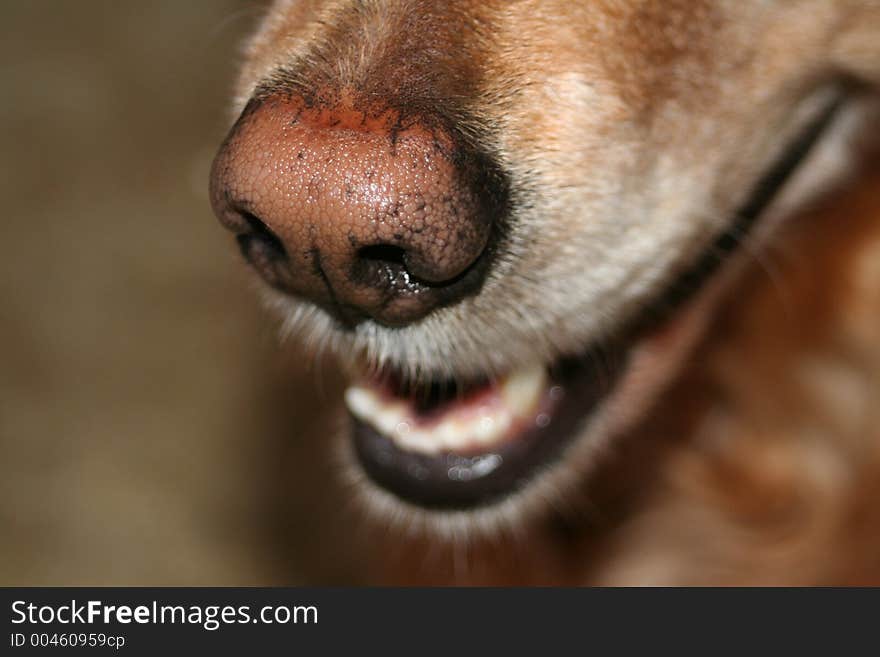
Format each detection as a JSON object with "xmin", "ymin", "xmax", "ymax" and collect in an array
[
  {"xmin": 325, "ymin": 260, "xmax": 736, "ymax": 538},
  {"xmin": 257, "ymin": 85, "xmax": 864, "ymax": 526}
]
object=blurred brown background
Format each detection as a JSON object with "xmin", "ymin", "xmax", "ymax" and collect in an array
[{"xmin": 0, "ymin": 1, "xmax": 356, "ymax": 584}]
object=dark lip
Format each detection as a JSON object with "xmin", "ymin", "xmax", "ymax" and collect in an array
[
  {"xmin": 350, "ymin": 91, "xmax": 847, "ymax": 511},
  {"xmin": 351, "ymin": 347, "xmax": 626, "ymax": 510}
]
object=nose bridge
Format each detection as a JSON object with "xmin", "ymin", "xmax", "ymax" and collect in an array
[{"xmin": 290, "ymin": 0, "xmax": 489, "ymax": 114}]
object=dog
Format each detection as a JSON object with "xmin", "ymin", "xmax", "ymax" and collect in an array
[{"xmin": 209, "ymin": 0, "xmax": 880, "ymax": 584}]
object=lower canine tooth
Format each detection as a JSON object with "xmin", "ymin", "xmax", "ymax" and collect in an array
[{"xmin": 501, "ymin": 364, "xmax": 548, "ymax": 417}]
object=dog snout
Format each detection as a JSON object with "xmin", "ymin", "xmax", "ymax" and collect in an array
[{"xmin": 209, "ymin": 93, "xmax": 505, "ymax": 327}]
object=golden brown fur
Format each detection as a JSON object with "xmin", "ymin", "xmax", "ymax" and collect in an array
[{"xmin": 220, "ymin": 0, "xmax": 880, "ymax": 584}]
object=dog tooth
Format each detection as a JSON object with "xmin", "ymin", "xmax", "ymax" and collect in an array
[
  {"xmin": 501, "ymin": 364, "xmax": 548, "ymax": 417},
  {"xmin": 375, "ymin": 406, "xmax": 404, "ymax": 435},
  {"xmin": 475, "ymin": 411, "xmax": 507, "ymax": 445},
  {"xmin": 391, "ymin": 428, "xmax": 414, "ymax": 451},
  {"xmin": 389, "ymin": 423, "xmax": 415, "ymax": 449},
  {"xmin": 344, "ymin": 386, "xmax": 379, "ymax": 423},
  {"xmin": 435, "ymin": 420, "xmax": 464, "ymax": 450},
  {"xmin": 474, "ymin": 415, "xmax": 497, "ymax": 442},
  {"xmin": 405, "ymin": 428, "xmax": 441, "ymax": 455},
  {"xmin": 495, "ymin": 412, "xmax": 512, "ymax": 435}
]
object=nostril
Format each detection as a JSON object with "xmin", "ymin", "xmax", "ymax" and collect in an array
[
  {"xmin": 235, "ymin": 210, "xmax": 288, "ymax": 263},
  {"xmin": 354, "ymin": 243, "xmax": 414, "ymax": 290},
  {"xmin": 356, "ymin": 240, "xmax": 490, "ymax": 292},
  {"xmin": 358, "ymin": 244, "xmax": 408, "ymax": 268}
]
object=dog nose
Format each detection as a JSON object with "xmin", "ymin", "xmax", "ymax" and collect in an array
[{"xmin": 209, "ymin": 93, "xmax": 504, "ymax": 327}]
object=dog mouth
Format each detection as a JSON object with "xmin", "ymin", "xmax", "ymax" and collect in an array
[
  {"xmin": 346, "ymin": 347, "xmax": 625, "ymax": 509},
  {"xmin": 342, "ymin": 89, "xmax": 846, "ymax": 512}
]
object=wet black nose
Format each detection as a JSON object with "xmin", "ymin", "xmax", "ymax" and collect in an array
[{"xmin": 209, "ymin": 93, "xmax": 507, "ymax": 327}]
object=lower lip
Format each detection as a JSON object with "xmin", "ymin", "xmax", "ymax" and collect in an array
[{"xmin": 349, "ymin": 350, "xmax": 626, "ymax": 509}]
